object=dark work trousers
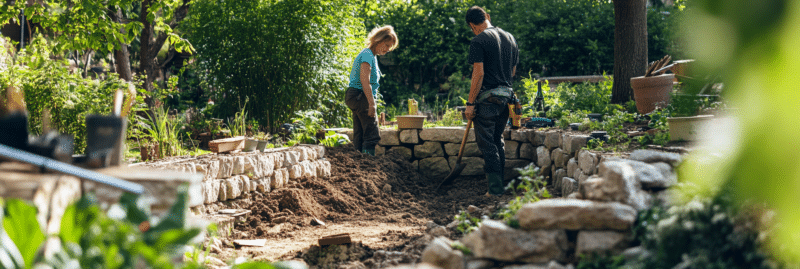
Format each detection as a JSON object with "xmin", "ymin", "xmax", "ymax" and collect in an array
[
  {"xmin": 345, "ymin": 87, "xmax": 381, "ymax": 152},
  {"xmin": 474, "ymin": 99, "xmax": 510, "ymax": 177}
]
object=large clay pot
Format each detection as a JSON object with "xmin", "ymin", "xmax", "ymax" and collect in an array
[
  {"xmin": 631, "ymin": 74, "xmax": 675, "ymax": 114},
  {"xmin": 667, "ymin": 114, "xmax": 714, "ymax": 141}
]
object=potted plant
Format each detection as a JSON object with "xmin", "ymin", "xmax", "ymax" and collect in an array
[
  {"xmin": 666, "ymin": 92, "xmax": 713, "ymax": 141},
  {"xmin": 255, "ymin": 132, "xmax": 271, "ymax": 151},
  {"xmin": 631, "ymin": 55, "xmax": 676, "ymax": 114}
]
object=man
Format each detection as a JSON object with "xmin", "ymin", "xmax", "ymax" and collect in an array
[{"xmin": 463, "ymin": 6, "xmax": 519, "ymax": 196}]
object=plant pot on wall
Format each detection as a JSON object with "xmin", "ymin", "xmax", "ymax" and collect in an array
[
  {"xmin": 667, "ymin": 114, "xmax": 713, "ymax": 141},
  {"xmin": 631, "ymin": 74, "xmax": 675, "ymax": 114},
  {"xmin": 243, "ymin": 138, "xmax": 259, "ymax": 152}
]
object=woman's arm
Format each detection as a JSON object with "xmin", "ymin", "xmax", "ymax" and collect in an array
[{"xmin": 359, "ymin": 61, "xmax": 376, "ymax": 118}]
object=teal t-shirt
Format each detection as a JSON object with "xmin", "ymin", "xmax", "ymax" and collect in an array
[{"xmin": 348, "ymin": 48, "xmax": 381, "ymax": 98}]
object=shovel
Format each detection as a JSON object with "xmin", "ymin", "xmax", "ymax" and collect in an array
[{"xmin": 436, "ymin": 119, "xmax": 473, "ymax": 190}]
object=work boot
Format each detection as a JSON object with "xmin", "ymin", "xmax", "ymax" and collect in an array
[
  {"xmin": 362, "ymin": 148, "xmax": 375, "ymax": 156},
  {"xmin": 486, "ymin": 173, "xmax": 505, "ymax": 196}
]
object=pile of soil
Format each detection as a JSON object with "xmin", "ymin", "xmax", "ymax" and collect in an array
[{"xmin": 228, "ymin": 144, "xmax": 506, "ymax": 239}]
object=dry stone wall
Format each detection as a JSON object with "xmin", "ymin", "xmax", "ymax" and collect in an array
[{"xmin": 140, "ymin": 145, "xmax": 331, "ymax": 206}]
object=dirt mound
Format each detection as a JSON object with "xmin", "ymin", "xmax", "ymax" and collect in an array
[{"xmin": 230, "ymin": 144, "xmax": 507, "ymax": 240}]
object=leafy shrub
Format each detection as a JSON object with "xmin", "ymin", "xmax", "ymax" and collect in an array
[
  {"xmin": 320, "ymin": 131, "xmax": 350, "ymax": 148},
  {"xmin": 632, "ymin": 196, "xmax": 777, "ymax": 269},
  {"xmin": 132, "ymin": 105, "xmax": 187, "ymax": 159},
  {"xmin": 184, "ymin": 0, "xmax": 363, "ymax": 131},
  {"xmin": 576, "ymin": 253, "xmax": 626, "ymax": 269},
  {"xmin": 0, "ymin": 36, "xmax": 141, "ymax": 153},
  {"xmin": 454, "ymin": 210, "xmax": 481, "ymax": 235}
]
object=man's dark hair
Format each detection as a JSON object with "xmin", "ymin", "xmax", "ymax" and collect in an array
[{"xmin": 465, "ymin": 6, "xmax": 487, "ymax": 26}]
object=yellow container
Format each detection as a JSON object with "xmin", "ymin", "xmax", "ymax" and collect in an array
[{"xmin": 408, "ymin": 99, "xmax": 418, "ymax": 115}]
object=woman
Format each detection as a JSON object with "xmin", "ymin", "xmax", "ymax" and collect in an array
[{"xmin": 345, "ymin": 26, "xmax": 398, "ymax": 155}]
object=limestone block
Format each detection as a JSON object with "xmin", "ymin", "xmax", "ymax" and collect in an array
[
  {"xmin": 296, "ymin": 148, "xmax": 309, "ymax": 162},
  {"xmin": 576, "ymin": 170, "xmax": 589, "ymax": 184},
  {"xmin": 580, "ymin": 161, "xmax": 651, "ymax": 210},
  {"xmin": 301, "ymin": 161, "xmax": 317, "ymax": 178},
  {"xmin": 519, "ymin": 143, "xmax": 535, "ymax": 160},
  {"xmin": 400, "ymin": 129, "xmax": 420, "ymax": 144},
  {"xmin": 461, "ymin": 220, "xmax": 568, "ymax": 263},
  {"xmin": 544, "ymin": 131, "xmax": 561, "ymax": 149},
  {"xmin": 578, "ymin": 150, "xmax": 598, "ymax": 175},
  {"xmin": 421, "ymin": 237, "xmax": 465, "ymax": 269},
  {"xmin": 379, "ymin": 129, "xmax": 401, "ymax": 146},
  {"xmin": 273, "ymin": 152, "xmax": 285, "ymax": 169},
  {"xmin": 536, "ymin": 146, "xmax": 551, "ymax": 168},
  {"xmin": 241, "ymin": 175, "xmax": 251, "ymax": 194},
  {"xmin": 218, "ymin": 180, "xmax": 228, "ymax": 201},
  {"xmin": 288, "ymin": 163, "xmax": 304, "ymax": 179},
  {"xmin": 576, "ymin": 231, "xmax": 632, "ymax": 256},
  {"xmin": 225, "ymin": 176, "xmax": 243, "ymax": 200},
  {"xmin": 389, "ymin": 146, "xmax": 413, "ymax": 160},
  {"xmin": 551, "ymin": 148, "xmax": 568, "ymax": 168},
  {"xmin": 505, "ymin": 140, "xmax": 520, "ymax": 159},
  {"xmin": 529, "ymin": 131, "xmax": 546, "ymax": 146},
  {"xmin": 244, "ymin": 156, "xmax": 261, "ymax": 178},
  {"xmin": 217, "ymin": 156, "xmax": 234, "ymax": 179},
  {"xmin": 232, "ymin": 156, "xmax": 246, "ymax": 175},
  {"xmin": 649, "ymin": 162, "xmax": 677, "ymax": 189},
  {"xmin": 566, "ymin": 158, "xmax": 578, "ymax": 178},
  {"xmin": 628, "ymin": 149, "xmax": 682, "ymax": 167},
  {"xmin": 552, "ymin": 168, "xmax": 567, "ymax": 190},
  {"xmin": 205, "ymin": 161, "xmax": 220, "ymax": 181},
  {"xmin": 415, "ymin": 141, "xmax": 444, "ymax": 158},
  {"xmin": 444, "ymin": 142, "xmax": 482, "ymax": 157},
  {"xmin": 376, "ymin": 146, "xmax": 386, "ymax": 156},
  {"xmin": 262, "ymin": 154, "xmax": 275, "ymax": 176},
  {"xmin": 448, "ymin": 157, "xmax": 485, "ymax": 176},
  {"xmin": 315, "ymin": 160, "xmax": 332, "ymax": 177},
  {"xmin": 257, "ymin": 178, "xmax": 272, "ymax": 193},
  {"xmin": 516, "ymin": 199, "xmax": 637, "ymax": 231},
  {"xmin": 613, "ymin": 159, "xmax": 671, "ymax": 190},
  {"xmin": 284, "ymin": 151, "xmax": 301, "ymax": 167},
  {"xmin": 203, "ymin": 180, "xmax": 220, "ymax": 204},
  {"xmin": 419, "ymin": 157, "xmax": 451, "ymax": 179},
  {"xmin": 312, "ymin": 145, "xmax": 325, "ymax": 158},
  {"xmin": 271, "ymin": 168, "xmax": 288, "ymax": 189},
  {"xmin": 511, "ymin": 130, "xmax": 530, "ymax": 142},
  {"xmin": 561, "ymin": 177, "xmax": 578, "ymax": 197},
  {"xmin": 420, "ymin": 127, "xmax": 475, "ymax": 143},
  {"xmin": 563, "ymin": 135, "xmax": 590, "ymax": 156}
]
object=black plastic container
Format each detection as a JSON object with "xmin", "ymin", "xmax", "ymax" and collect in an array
[
  {"xmin": 0, "ymin": 113, "xmax": 29, "ymax": 151},
  {"xmin": 85, "ymin": 115, "xmax": 127, "ymax": 167},
  {"xmin": 588, "ymin": 113, "xmax": 603, "ymax": 122}
]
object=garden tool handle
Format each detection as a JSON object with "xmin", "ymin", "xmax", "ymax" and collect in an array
[
  {"xmin": 113, "ymin": 89, "xmax": 124, "ymax": 116},
  {"xmin": 456, "ymin": 119, "xmax": 473, "ymax": 163}
]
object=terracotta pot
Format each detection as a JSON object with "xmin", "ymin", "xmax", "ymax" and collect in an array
[
  {"xmin": 667, "ymin": 114, "xmax": 713, "ymax": 141},
  {"xmin": 631, "ymin": 74, "xmax": 675, "ymax": 114}
]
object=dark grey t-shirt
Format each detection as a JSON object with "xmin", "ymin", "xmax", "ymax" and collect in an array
[{"xmin": 467, "ymin": 27, "xmax": 519, "ymax": 92}]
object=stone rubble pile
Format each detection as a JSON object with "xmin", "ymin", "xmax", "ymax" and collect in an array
[
  {"xmin": 396, "ymin": 149, "xmax": 680, "ymax": 269},
  {"xmin": 140, "ymin": 145, "xmax": 331, "ymax": 208}
]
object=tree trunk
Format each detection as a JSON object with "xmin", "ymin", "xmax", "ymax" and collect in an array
[
  {"xmin": 611, "ymin": 0, "xmax": 648, "ymax": 104},
  {"xmin": 110, "ymin": 8, "xmax": 132, "ymax": 81},
  {"xmin": 138, "ymin": 0, "xmax": 191, "ymax": 108}
]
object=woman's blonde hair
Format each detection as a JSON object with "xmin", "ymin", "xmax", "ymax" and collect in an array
[{"xmin": 367, "ymin": 25, "xmax": 398, "ymax": 52}]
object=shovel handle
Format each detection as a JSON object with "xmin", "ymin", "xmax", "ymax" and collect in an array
[
  {"xmin": 113, "ymin": 89, "xmax": 124, "ymax": 116},
  {"xmin": 456, "ymin": 119, "xmax": 473, "ymax": 164}
]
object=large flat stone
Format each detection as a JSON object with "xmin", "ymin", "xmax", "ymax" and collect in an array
[
  {"xmin": 516, "ymin": 199, "xmax": 637, "ymax": 231},
  {"xmin": 528, "ymin": 131, "xmax": 545, "ymax": 146},
  {"xmin": 217, "ymin": 156, "xmax": 234, "ymax": 179},
  {"xmin": 511, "ymin": 130, "xmax": 530, "ymax": 142},
  {"xmin": 505, "ymin": 140, "xmax": 520, "ymax": 159},
  {"xmin": 421, "ymin": 237, "xmax": 465, "ymax": 269},
  {"xmin": 576, "ymin": 231, "xmax": 632, "ymax": 256},
  {"xmin": 551, "ymin": 148, "xmax": 568, "ymax": 168},
  {"xmin": 536, "ymin": 146, "xmax": 551, "ymax": 168},
  {"xmin": 561, "ymin": 177, "xmax": 578, "ymax": 197},
  {"xmin": 419, "ymin": 127, "xmax": 475, "ymax": 143},
  {"xmin": 448, "ymin": 157, "xmax": 485, "ymax": 176},
  {"xmin": 566, "ymin": 158, "xmax": 578, "ymax": 178},
  {"xmin": 445, "ymin": 142, "xmax": 482, "ymax": 157},
  {"xmin": 551, "ymin": 168, "xmax": 567, "ymax": 190},
  {"xmin": 581, "ymin": 161, "xmax": 650, "ymax": 210},
  {"xmin": 419, "ymin": 157, "xmax": 451, "ymax": 180},
  {"xmin": 578, "ymin": 150, "xmax": 598, "ymax": 175},
  {"xmin": 628, "ymin": 149, "xmax": 682, "ymax": 167},
  {"xmin": 461, "ymin": 220, "xmax": 568, "ymax": 263},
  {"xmin": 379, "ymin": 129, "xmax": 401, "ymax": 146},
  {"xmin": 519, "ymin": 143, "xmax": 535, "ymax": 160},
  {"xmin": 388, "ymin": 146, "xmax": 413, "ymax": 160},
  {"xmin": 415, "ymin": 141, "xmax": 445, "ymax": 158},
  {"xmin": 544, "ymin": 131, "xmax": 561, "ymax": 149},
  {"xmin": 399, "ymin": 129, "xmax": 420, "ymax": 144},
  {"xmin": 562, "ymin": 135, "xmax": 590, "ymax": 156}
]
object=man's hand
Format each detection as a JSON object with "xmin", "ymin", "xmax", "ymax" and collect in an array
[
  {"xmin": 465, "ymin": 105, "xmax": 475, "ymax": 120},
  {"xmin": 368, "ymin": 105, "xmax": 377, "ymax": 118}
]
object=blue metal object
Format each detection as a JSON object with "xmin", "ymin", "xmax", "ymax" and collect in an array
[{"xmin": 0, "ymin": 143, "xmax": 144, "ymax": 194}]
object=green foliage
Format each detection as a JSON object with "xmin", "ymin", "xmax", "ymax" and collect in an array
[
  {"xmin": 495, "ymin": 164, "xmax": 550, "ymax": 222},
  {"xmin": 632, "ymin": 196, "xmax": 776, "ymax": 269},
  {"xmin": 547, "ymin": 74, "xmax": 615, "ymax": 115},
  {"xmin": 291, "ymin": 110, "xmax": 327, "ymax": 145},
  {"xmin": 133, "ymin": 105, "xmax": 186, "ymax": 158},
  {"xmin": 320, "ymin": 131, "xmax": 350, "ymax": 148},
  {"xmin": 0, "ymin": 36, "xmax": 140, "ymax": 153},
  {"xmin": 438, "ymin": 108, "xmax": 465, "ymax": 127},
  {"xmin": 454, "ymin": 211, "xmax": 481, "ymax": 235},
  {"xmin": 229, "ymin": 98, "xmax": 249, "ymax": 137},
  {"xmin": 450, "ymin": 241, "xmax": 473, "ymax": 256},
  {"xmin": 184, "ymin": 0, "xmax": 362, "ymax": 131},
  {"xmin": 576, "ymin": 253, "xmax": 626, "ymax": 269},
  {"xmin": 1, "ymin": 199, "xmax": 44, "ymax": 268}
]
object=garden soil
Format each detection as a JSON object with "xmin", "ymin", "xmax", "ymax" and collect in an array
[{"xmin": 212, "ymin": 144, "xmax": 512, "ymax": 266}]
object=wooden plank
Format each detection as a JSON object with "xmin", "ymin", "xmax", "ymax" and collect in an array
[
  {"xmin": 234, "ymin": 239, "xmax": 267, "ymax": 247},
  {"xmin": 319, "ymin": 233, "xmax": 352, "ymax": 246},
  {"xmin": 209, "ymin": 136, "xmax": 245, "ymax": 153}
]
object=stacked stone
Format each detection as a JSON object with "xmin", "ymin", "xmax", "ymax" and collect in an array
[
  {"xmin": 415, "ymin": 150, "xmax": 681, "ymax": 269},
  {"xmin": 143, "ymin": 145, "xmax": 331, "ymax": 205}
]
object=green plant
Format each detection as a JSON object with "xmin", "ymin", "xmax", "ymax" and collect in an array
[
  {"xmin": 319, "ymin": 131, "xmax": 350, "ymax": 148},
  {"xmin": 133, "ymin": 105, "xmax": 186, "ymax": 159},
  {"xmin": 450, "ymin": 242, "xmax": 472, "ymax": 256},
  {"xmin": 291, "ymin": 110, "xmax": 326, "ymax": 145},
  {"xmin": 454, "ymin": 211, "xmax": 481, "ymax": 235},
  {"xmin": 437, "ymin": 108, "xmax": 465, "ymax": 127},
  {"xmin": 495, "ymin": 164, "xmax": 550, "ymax": 222},
  {"xmin": 229, "ymin": 98, "xmax": 249, "ymax": 137},
  {"xmin": 576, "ymin": 253, "xmax": 626, "ymax": 269}
]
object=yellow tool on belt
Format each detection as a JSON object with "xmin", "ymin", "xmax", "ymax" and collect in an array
[{"xmin": 508, "ymin": 95, "xmax": 522, "ymax": 129}]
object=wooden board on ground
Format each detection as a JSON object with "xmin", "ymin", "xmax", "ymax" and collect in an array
[
  {"xmin": 234, "ymin": 239, "xmax": 267, "ymax": 247},
  {"xmin": 209, "ymin": 136, "xmax": 245, "ymax": 153},
  {"xmin": 319, "ymin": 233, "xmax": 351, "ymax": 246}
]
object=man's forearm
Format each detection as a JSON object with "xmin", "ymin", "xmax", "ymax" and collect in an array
[{"xmin": 468, "ymin": 74, "xmax": 483, "ymax": 103}]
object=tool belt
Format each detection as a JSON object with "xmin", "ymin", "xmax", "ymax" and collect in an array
[{"xmin": 477, "ymin": 86, "xmax": 514, "ymax": 105}]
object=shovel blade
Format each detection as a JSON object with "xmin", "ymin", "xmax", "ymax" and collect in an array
[{"xmin": 437, "ymin": 162, "xmax": 467, "ymax": 190}]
